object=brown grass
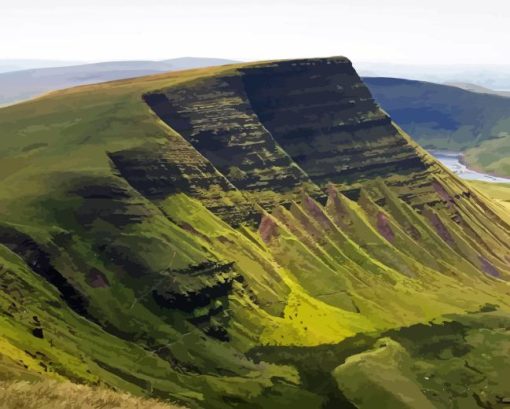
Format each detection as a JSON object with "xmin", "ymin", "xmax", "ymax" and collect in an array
[{"xmin": 0, "ymin": 380, "xmax": 184, "ymax": 409}]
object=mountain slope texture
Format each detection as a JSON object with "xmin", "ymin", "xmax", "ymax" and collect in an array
[
  {"xmin": 1, "ymin": 57, "xmax": 510, "ymax": 409},
  {"xmin": 364, "ymin": 77, "xmax": 510, "ymax": 177}
]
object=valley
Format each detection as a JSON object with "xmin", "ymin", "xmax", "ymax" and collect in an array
[
  {"xmin": 431, "ymin": 151, "xmax": 510, "ymax": 183},
  {"xmin": 364, "ymin": 77, "xmax": 510, "ymax": 179}
]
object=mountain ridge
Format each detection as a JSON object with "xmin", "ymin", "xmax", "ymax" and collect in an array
[
  {"xmin": 1, "ymin": 56, "xmax": 510, "ymax": 408},
  {"xmin": 0, "ymin": 57, "xmax": 239, "ymax": 106}
]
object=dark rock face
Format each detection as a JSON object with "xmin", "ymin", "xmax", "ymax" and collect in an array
[
  {"xmin": 108, "ymin": 143, "xmax": 258, "ymax": 226},
  {"xmin": 152, "ymin": 261, "xmax": 237, "ymax": 312},
  {"xmin": 144, "ymin": 74, "xmax": 325, "ymax": 211},
  {"xmin": 108, "ymin": 146, "xmax": 232, "ymax": 200},
  {"xmin": 239, "ymin": 59, "xmax": 435, "ymax": 210},
  {"xmin": 70, "ymin": 176, "xmax": 154, "ymax": 228},
  {"xmin": 0, "ymin": 225, "xmax": 90, "ymax": 317},
  {"xmin": 32, "ymin": 327, "xmax": 44, "ymax": 339},
  {"xmin": 152, "ymin": 261, "xmax": 238, "ymax": 341},
  {"xmin": 143, "ymin": 57, "xmax": 443, "ymax": 224},
  {"xmin": 240, "ymin": 58, "xmax": 423, "ymax": 185}
]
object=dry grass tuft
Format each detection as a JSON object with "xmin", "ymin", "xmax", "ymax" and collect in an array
[{"xmin": 0, "ymin": 380, "xmax": 184, "ymax": 409}]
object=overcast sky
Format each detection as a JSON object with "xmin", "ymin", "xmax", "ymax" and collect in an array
[{"xmin": 2, "ymin": 0, "xmax": 509, "ymax": 65}]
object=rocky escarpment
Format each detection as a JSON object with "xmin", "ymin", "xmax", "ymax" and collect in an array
[
  {"xmin": 108, "ymin": 138, "xmax": 258, "ymax": 226},
  {"xmin": 143, "ymin": 73, "xmax": 326, "ymax": 211},
  {"xmin": 240, "ymin": 59, "xmax": 424, "ymax": 184},
  {"xmin": 141, "ymin": 56, "xmax": 510, "ymax": 288},
  {"xmin": 143, "ymin": 58, "xmax": 457, "ymax": 218}
]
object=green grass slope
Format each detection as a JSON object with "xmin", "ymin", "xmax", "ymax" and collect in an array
[
  {"xmin": 463, "ymin": 135, "xmax": 510, "ymax": 177},
  {"xmin": 0, "ymin": 380, "xmax": 184, "ymax": 409},
  {"xmin": 468, "ymin": 180, "xmax": 510, "ymax": 212},
  {"xmin": 364, "ymin": 77, "xmax": 510, "ymax": 177},
  {"xmin": 0, "ymin": 58, "xmax": 510, "ymax": 408}
]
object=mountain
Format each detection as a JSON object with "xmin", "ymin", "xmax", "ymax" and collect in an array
[
  {"xmin": 0, "ymin": 57, "xmax": 238, "ymax": 106},
  {"xmin": 160, "ymin": 57, "xmax": 241, "ymax": 70},
  {"xmin": 356, "ymin": 62, "xmax": 510, "ymax": 90},
  {"xmin": 1, "ymin": 57, "xmax": 510, "ymax": 409},
  {"xmin": 0, "ymin": 59, "xmax": 83, "ymax": 74},
  {"xmin": 364, "ymin": 77, "xmax": 510, "ymax": 177},
  {"xmin": 445, "ymin": 81, "xmax": 510, "ymax": 97}
]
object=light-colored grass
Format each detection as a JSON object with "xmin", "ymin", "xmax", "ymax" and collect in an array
[
  {"xmin": 0, "ymin": 380, "xmax": 184, "ymax": 409},
  {"xmin": 467, "ymin": 180, "xmax": 510, "ymax": 211}
]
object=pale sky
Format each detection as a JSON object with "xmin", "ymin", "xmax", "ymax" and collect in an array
[{"xmin": 2, "ymin": 0, "xmax": 509, "ymax": 65}]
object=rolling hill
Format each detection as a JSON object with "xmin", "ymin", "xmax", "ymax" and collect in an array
[
  {"xmin": 1, "ymin": 57, "xmax": 510, "ymax": 408},
  {"xmin": 357, "ymin": 62, "xmax": 510, "ymax": 90},
  {"xmin": 0, "ymin": 57, "xmax": 238, "ymax": 106},
  {"xmin": 0, "ymin": 59, "xmax": 83, "ymax": 74},
  {"xmin": 445, "ymin": 81, "xmax": 510, "ymax": 97},
  {"xmin": 364, "ymin": 77, "xmax": 510, "ymax": 178}
]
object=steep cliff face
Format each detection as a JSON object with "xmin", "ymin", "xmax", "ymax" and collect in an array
[
  {"xmin": 144, "ymin": 74, "xmax": 325, "ymax": 211},
  {"xmin": 108, "ymin": 141, "xmax": 258, "ymax": 226},
  {"xmin": 1, "ymin": 57, "xmax": 510, "ymax": 409},
  {"xmin": 143, "ymin": 58, "xmax": 510, "ymax": 282},
  {"xmin": 241, "ymin": 59, "xmax": 423, "ymax": 185},
  {"xmin": 143, "ymin": 59, "xmax": 462, "ymax": 212}
]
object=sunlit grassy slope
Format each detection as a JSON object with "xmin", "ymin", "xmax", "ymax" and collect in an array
[
  {"xmin": 468, "ymin": 180, "xmax": 510, "ymax": 211},
  {"xmin": 1, "ymin": 57, "xmax": 510, "ymax": 408},
  {"xmin": 463, "ymin": 136, "xmax": 510, "ymax": 178}
]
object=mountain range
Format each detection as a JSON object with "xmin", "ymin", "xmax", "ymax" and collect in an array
[
  {"xmin": 0, "ymin": 59, "xmax": 82, "ymax": 74},
  {"xmin": 1, "ymin": 57, "xmax": 510, "ymax": 408},
  {"xmin": 0, "ymin": 57, "xmax": 238, "ymax": 106},
  {"xmin": 356, "ymin": 62, "xmax": 510, "ymax": 91},
  {"xmin": 445, "ymin": 82, "xmax": 510, "ymax": 98}
]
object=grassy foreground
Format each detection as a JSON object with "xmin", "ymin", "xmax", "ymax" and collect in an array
[{"xmin": 0, "ymin": 380, "xmax": 183, "ymax": 409}]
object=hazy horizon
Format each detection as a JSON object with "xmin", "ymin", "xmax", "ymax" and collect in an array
[{"xmin": 2, "ymin": 0, "xmax": 509, "ymax": 65}]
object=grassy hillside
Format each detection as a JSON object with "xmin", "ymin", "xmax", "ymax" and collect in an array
[
  {"xmin": 0, "ymin": 380, "xmax": 183, "ymax": 409},
  {"xmin": 364, "ymin": 77, "xmax": 510, "ymax": 177},
  {"xmin": 463, "ymin": 135, "xmax": 510, "ymax": 177},
  {"xmin": 468, "ymin": 180, "xmax": 510, "ymax": 211},
  {"xmin": 1, "ymin": 57, "xmax": 510, "ymax": 408}
]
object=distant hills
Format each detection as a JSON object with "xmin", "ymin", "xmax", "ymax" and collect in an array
[
  {"xmin": 0, "ymin": 57, "xmax": 238, "ymax": 105},
  {"xmin": 444, "ymin": 82, "xmax": 510, "ymax": 98},
  {"xmin": 356, "ymin": 62, "xmax": 510, "ymax": 91},
  {"xmin": 0, "ymin": 59, "xmax": 83, "ymax": 74},
  {"xmin": 364, "ymin": 77, "xmax": 510, "ymax": 177}
]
